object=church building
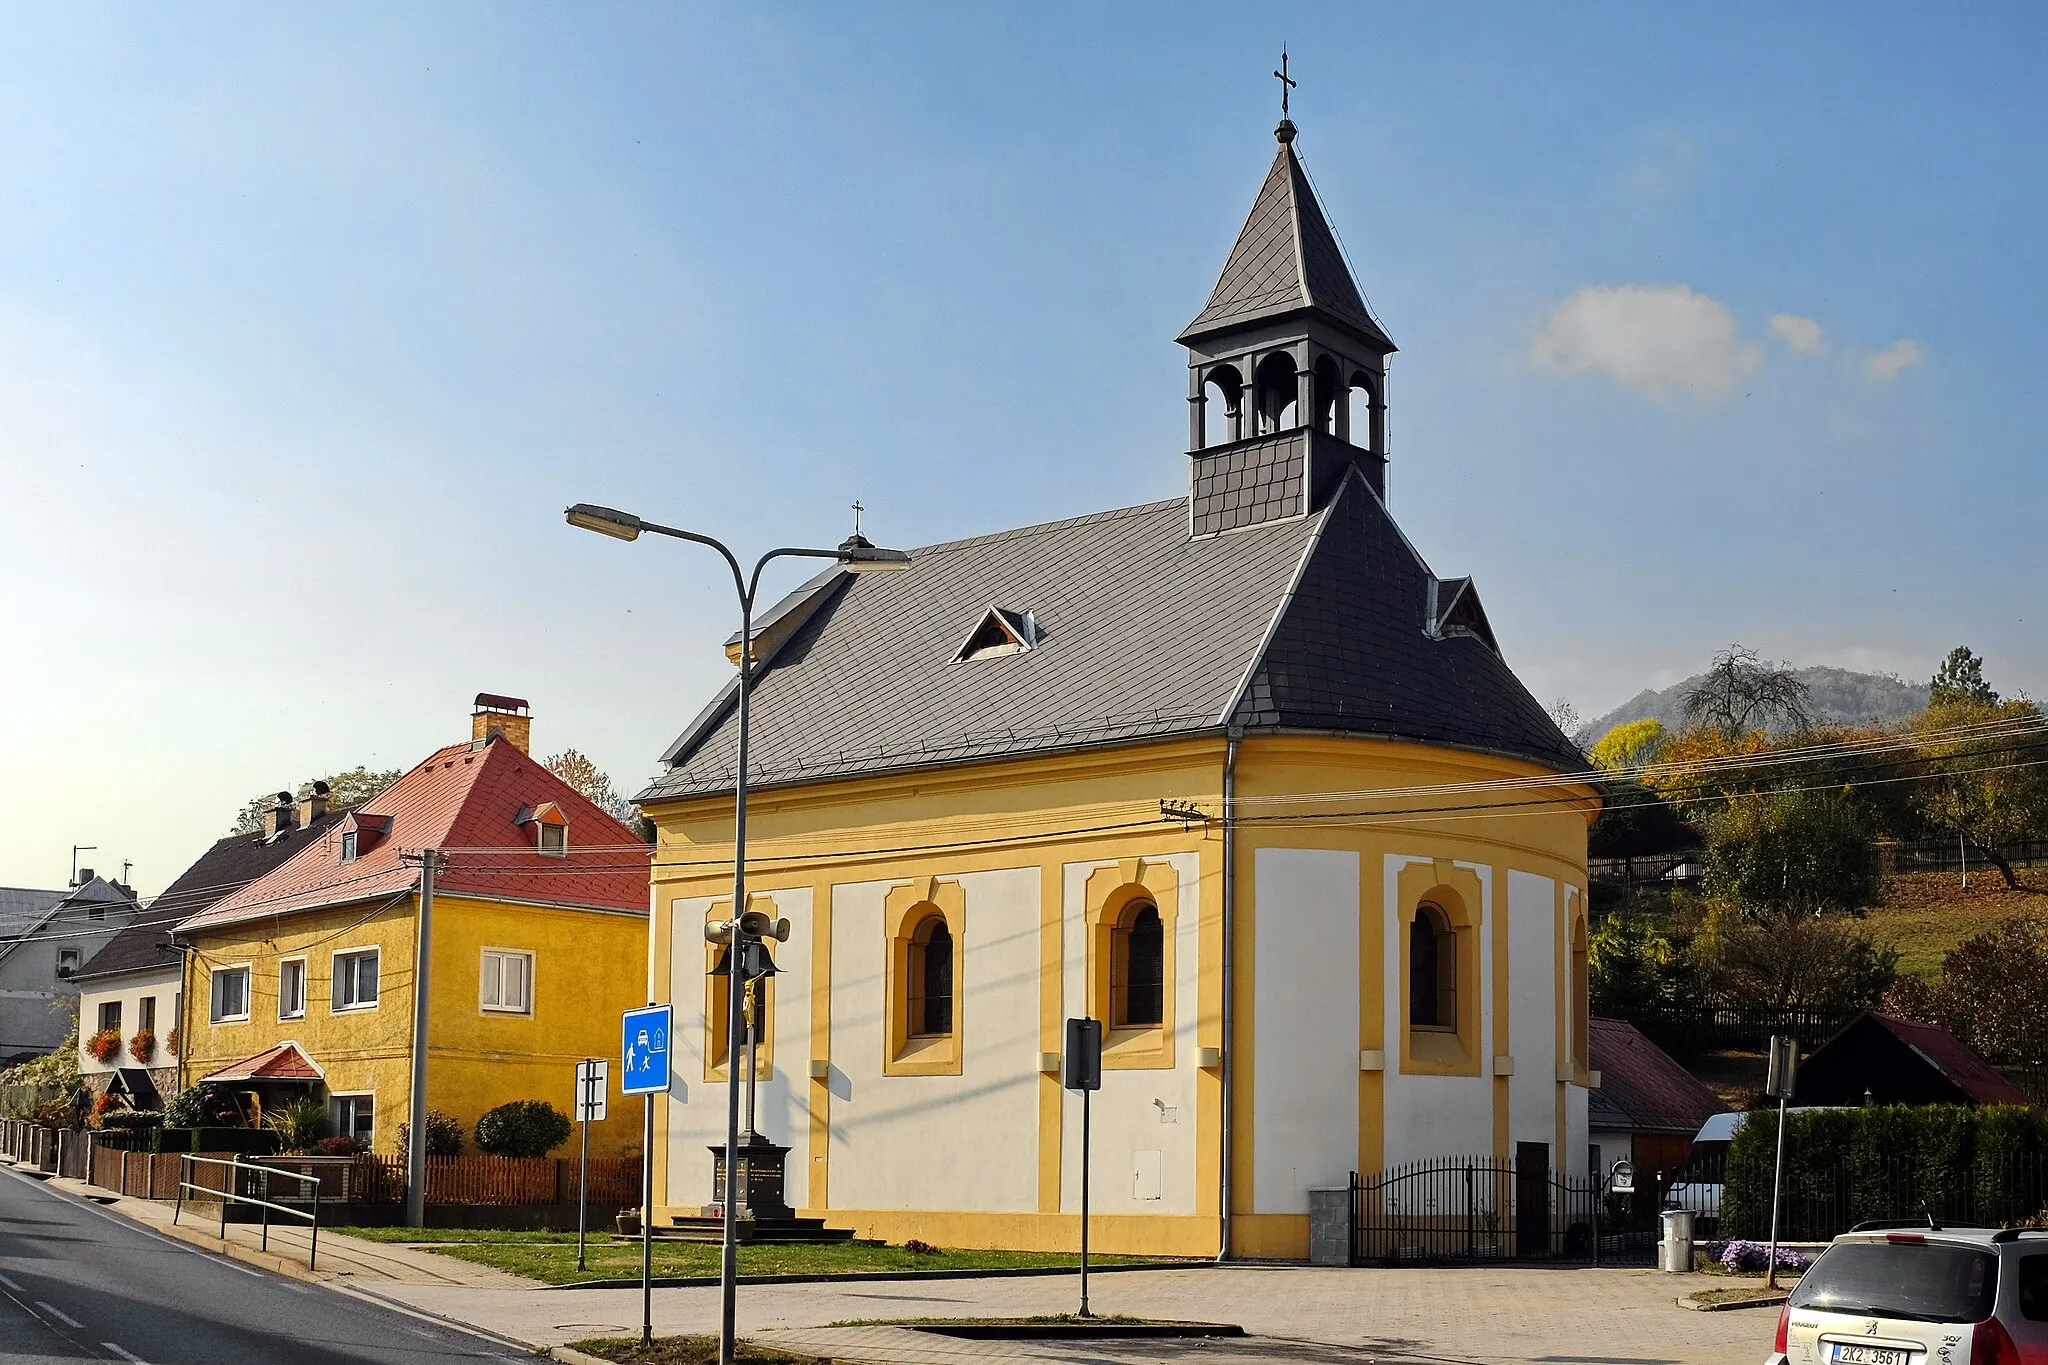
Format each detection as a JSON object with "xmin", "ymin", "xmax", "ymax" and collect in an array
[{"xmin": 636, "ymin": 114, "xmax": 1598, "ymax": 1259}]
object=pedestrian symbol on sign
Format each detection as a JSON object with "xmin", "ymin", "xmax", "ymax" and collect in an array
[{"xmin": 621, "ymin": 1005, "xmax": 672, "ymax": 1096}]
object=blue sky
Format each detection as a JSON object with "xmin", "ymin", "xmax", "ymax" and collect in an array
[{"xmin": 2, "ymin": 4, "xmax": 2042, "ymax": 893}]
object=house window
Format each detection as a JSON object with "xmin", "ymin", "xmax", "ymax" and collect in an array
[
  {"xmin": 139, "ymin": 996, "xmax": 156, "ymax": 1033},
  {"xmin": 1410, "ymin": 904, "xmax": 1457, "ymax": 1029},
  {"xmin": 907, "ymin": 916, "xmax": 954, "ymax": 1037},
  {"xmin": 1110, "ymin": 901, "xmax": 1165, "ymax": 1028},
  {"xmin": 333, "ymin": 949, "xmax": 380, "ymax": 1011},
  {"xmin": 211, "ymin": 967, "xmax": 251, "ymax": 1023},
  {"xmin": 56, "ymin": 949, "xmax": 80, "ymax": 980},
  {"xmin": 340, "ymin": 830, "xmax": 359, "ymax": 863},
  {"xmin": 98, "ymin": 1001, "xmax": 123, "ymax": 1034},
  {"xmin": 538, "ymin": 821, "xmax": 567, "ymax": 857},
  {"xmin": 481, "ymin": 949, "xmax": 533, "ymax": 1014},
  {"xmin": 329, "ymin": 1094, "xmax": 374, "ymax": 1146},
  {"xmin": 279, "ymin": 959, "xmax": 307, "ymax": 1020}
]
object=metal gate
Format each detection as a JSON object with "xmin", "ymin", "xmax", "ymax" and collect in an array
[{"xmin": 1350, "ymin": 1156, "xmax": 1652, "ymax": 1266}]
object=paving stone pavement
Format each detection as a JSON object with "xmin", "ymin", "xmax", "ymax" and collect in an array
[{"xmin": 376, "ymin": 1263, "xmax": 1773, "ymax": 1364}]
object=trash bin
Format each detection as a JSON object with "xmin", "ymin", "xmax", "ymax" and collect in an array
[
  {"xmin": 1308, "ymin": 1187, "xmax": 1352, "ymax": 1266},
  {"xmin": 1659, "ymin": 1208, "xmax": 1695, "ymax": 1272}
]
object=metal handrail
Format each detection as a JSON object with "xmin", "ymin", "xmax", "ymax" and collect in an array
[{"xmin": 172, "ymin": 1154, "xmax": 322, "ymax": 1270}]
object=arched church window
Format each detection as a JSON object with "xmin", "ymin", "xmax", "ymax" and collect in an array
[
  {"xmin": 908, "ymin": 915, "xmax": 954, "ymax": 1037},
  {"xmin": 1203, "ymin": 365, "xmax": 1243, "ymax": 447},
  {"xmin": 1410, "ymin": 903, "xmax": 1456, "ymax": 1030},
  {"xmin": 1314, "ymin": 355, "xmax": 1342, "ymax": 434},
  {"xmin": 1253, "ymin": 352, "xmax": 1299, "ymax": 435},
  {"xmin": 1112, "ymin": 901, "xmax": 1165, "ymax": 1028}
]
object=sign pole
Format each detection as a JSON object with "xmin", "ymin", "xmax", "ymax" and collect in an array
[
  {"xmin": 1764, "ymin": 1035, "xmax": 1797, "ymax": 1291},
  {"xmin": 577, "ymin": 1061, "xmax": 592, "ymax": 1272},
  {"xmin": 1080, "ymin": 1084, "xmax": 1092, "ymax": 1319},
  {"xmin": 642, "ymin": 1092, "xmax": 654, "ymax": 1346}
]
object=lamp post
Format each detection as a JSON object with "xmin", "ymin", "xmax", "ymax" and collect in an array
[{"xmin": 565, "ymin": 503, "xmax": 909, "ymax": 1365}]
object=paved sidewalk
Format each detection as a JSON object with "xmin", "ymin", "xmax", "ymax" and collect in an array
[
  {"xmin": 21, "ymin": 1165, "xmax": 525, "ymax": 1290},
  {"xmin": 376, "ymin": 1262, "xmax": 1775, "ymax": 1364}
]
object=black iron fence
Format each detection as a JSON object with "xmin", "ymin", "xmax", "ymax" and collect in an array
[
  {"xmin": 1350, "ymin": 1156, "xmax": 1655, "ymax": 1266},
  {"xmin": 1619, "ymin": 1003, "xmax": 1849, "ymax": 1057}
]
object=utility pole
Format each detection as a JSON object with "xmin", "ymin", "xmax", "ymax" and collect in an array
[{"xmin": 403, "ymin": 849, "xmax": 444, "ymax": 1229}]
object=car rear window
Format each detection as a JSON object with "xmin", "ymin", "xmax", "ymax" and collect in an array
[{"xmin": 1791, "ymin": 1242, "xmax": 1998, "ymax": 1323}]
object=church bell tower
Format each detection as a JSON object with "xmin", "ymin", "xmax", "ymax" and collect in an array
[{"xmin": 1180, "ymin": 114, "xmax": 1397, "ymax": 537}]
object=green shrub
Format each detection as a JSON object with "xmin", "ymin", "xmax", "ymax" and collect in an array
[
  {"xmin": 263, "ymin": 1097, "xmax": 331, "ymax": 1153},
  {"xmin": 1723, "ymin": 1104, "xmax": 2048, "ymax": 1239},
  {"xmin": 97, "ymin": 1110, "xmax": 163, "ymax": 1131},
  {"xmin": 166, "ymin": 1083, "xmax": 242, "ymax": 1129},
  {"xmin": 473, "ymin": 1100, "xmax": 572, "ymax": 1158},
  {"xmin": 396, "ymin": 1110, "xmax": 465, "ymax": 1157}
]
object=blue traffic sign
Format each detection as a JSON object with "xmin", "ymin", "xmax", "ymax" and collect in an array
[{"xmin": 620, "ymin": 1004, "xmax": 672, "ymax": 1096}]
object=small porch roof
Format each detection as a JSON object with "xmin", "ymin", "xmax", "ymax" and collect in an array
[{"xmin": 202, "ymin": 1043, "xmax": 323, "ymax": 1084}]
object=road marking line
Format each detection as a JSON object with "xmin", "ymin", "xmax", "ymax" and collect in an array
[
  {"xmin": 102, "ymin": 1344, "xmax": 149, "ymax": 1364},
  {"xmin": 0, "ymin": 1271, "xmax": 21, "ymax": 1291},
  {"xmin": 35, "ymin": 1300, "xmax": 82, "ymax": 1328}
]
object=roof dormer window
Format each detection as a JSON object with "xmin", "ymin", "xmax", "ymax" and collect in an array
[
  {"xmin": 337, "ymin": 811, "xmax": 391, "ymax": 864},
  {"xmin": 952, "ymin": 606, "xmax": 1038, "ymax": 663},
  {"xmin": 340, "ymin": 831, "xmax": 359, "ymax": 863},
  {"xmin": 520, "ymin": 801, "xmax": 569, "ymax": 857}
]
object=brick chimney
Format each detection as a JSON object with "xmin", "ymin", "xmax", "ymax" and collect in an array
[
  {"xmin": 261, "ymin": 791, "xmax": 296, "ymax": 839},
  {"xmin": 298, "ymin": 780, "xmax": 329, "ymax": 827},
  {"xmin": 472, "ymin": 693, "xmax": 532, "ymax": 753}
]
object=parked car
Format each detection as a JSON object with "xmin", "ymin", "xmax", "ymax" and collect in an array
[{"xmin": 1768, "ymin": 1224, "xmax": 2048, "ymax": 1365}]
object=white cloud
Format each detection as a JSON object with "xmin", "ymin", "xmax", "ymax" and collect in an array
[
  {"xmin": 1530, "ymin": 284, "xmax": 1761, "ymax": 402},
  {"xmin": 1769, "ymin": 313, "xmax": 1825, "ymax": 354},
  {"xmin": 1866, "ymin": 339, "xmax": 1924, "ymax": 382}
]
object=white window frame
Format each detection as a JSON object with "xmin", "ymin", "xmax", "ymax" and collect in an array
[
  {"xmin": 56, "ymin": 948, "xmax": 80, "ymax": 980},
  {"xmin": 479, "ymin": 947, "xmax": 535, "ymax": 1016},
  {"xmin": 211, "ymin": 965, "xmax": 252, "ymax": 1023},
  {"xmin": 328, "ymin": 1092, "xmax": 374, "ymax": 1146},
  {"xmin": 331, "ymin": 947, "xmax": 381, "ymax": 1013},
  {"xmin": 340, "ymin": 830, "xmax": 359, "ymax": 863},
  {"xmin": 278, "ymin": 957, "xmax": 307, "ymax": 1021}
]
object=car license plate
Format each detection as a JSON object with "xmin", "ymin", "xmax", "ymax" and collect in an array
[{"xmin": 1833, "ymin": 1346, "xmax": 1908, "ymax": 1365}]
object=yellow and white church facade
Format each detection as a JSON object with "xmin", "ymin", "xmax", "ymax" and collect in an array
[{"xmin": 636, "ymin": 116, "xmax": 1598, "ymax": 1260}]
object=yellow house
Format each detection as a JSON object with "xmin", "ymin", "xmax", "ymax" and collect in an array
[
  {"xmin": 176, "ymin": 696, "xmax": 650, "ymax": 1158},
  {"xmin": 627, "ymin": 117, "xmax": 1598, "ymax": 1259}
]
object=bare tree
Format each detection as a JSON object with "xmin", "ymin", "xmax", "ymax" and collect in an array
[{"xmin": 1681, "ymin": 645, "xmax": 1812, "ymax": 739}]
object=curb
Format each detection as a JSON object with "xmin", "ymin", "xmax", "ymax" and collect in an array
[
  {"xmin": 546, "ymin": 1348, "xmax": 610, "ymax": 1365},
  {"xmin": 543, "ymin": 1259, "xmax": 1211, "ymax": 1290},
  {"xmin": 1678, "ymin": 1291, "xmax": 1788, "ymax": 1312}
]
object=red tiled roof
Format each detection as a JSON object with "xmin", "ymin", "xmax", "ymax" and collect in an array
[
  {"xmin": 1589, "ymin": 1016, "xmax": 1730, "ymax": 1134},
  {"xmin": 177, "ymin": 737, "xmax": 650, "ymax": 935},
  {"xmin": 204, "ymin": 1043, "xmax": 322, "ymax": 1082},
  {"xmin": 1862, "ymin": 1012, "xmax": 2029, "ymax": 1106}
]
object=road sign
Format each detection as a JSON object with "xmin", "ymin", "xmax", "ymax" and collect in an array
[
  {"xmin": 575, "ymin": 1058, "xmax": 609, "ymax": 1122},
  {"xmin": 1062, "ymin": 1018, "xmax": 1102, "ymax": 1092},
  {"xmin": 621, "ymin": 1004, "xmax": 672, "ymax": 1096}
]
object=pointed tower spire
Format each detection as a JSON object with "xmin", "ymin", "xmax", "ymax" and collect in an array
[
  {"xmin": 1179, "ymin": 105, "xmax": 1398, "ymax": 537},
  {"xmin": 1178, "ymin": 130, "xmax": 1393, "ymax": 351}
]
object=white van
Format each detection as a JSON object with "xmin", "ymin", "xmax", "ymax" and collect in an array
[{"xmin": 1664, "ymin": 1111, "xmax": 1745, "ymax": 1235}]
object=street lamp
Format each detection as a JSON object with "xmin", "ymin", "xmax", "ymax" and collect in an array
[{"xmin": 565, "ymin": 502, "xmax": 909, "ymax": 1364}]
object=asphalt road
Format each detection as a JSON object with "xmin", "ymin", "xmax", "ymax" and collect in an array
[{"xmin": 0, "ymin": 1164, "xmax": 535, "ymax": 1364}]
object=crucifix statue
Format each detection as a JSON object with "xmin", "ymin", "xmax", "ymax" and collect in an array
[{"xmin": 1274, "ymin": 49, "xmax": 1297, "ymax": 120}]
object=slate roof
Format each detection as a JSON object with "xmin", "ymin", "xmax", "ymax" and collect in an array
[
  {"xmin": 644, "ymin": 468, "xmax": 1584, "ymax": 802},
  {"xmin": 0, "ymin": 887, "xmax": 69, "ymax": 938},
  {"xmin": 178, "ymin": 737, "xmax": 650, "ymax": 935},
  {"xmin": 1178, "ymin": 135, "xmax": 1395, "ymax": 352},
  {"xmin": 0, "ymin": 878, "xmax": 136, "ymax": 967},
  {"xmin": 76, "ymin": 812, "xmax": 350, "ymax": 982},
  {"xmin": 1589, "ymin": 1016, "xmax": 1729, "ymax": 1135}
]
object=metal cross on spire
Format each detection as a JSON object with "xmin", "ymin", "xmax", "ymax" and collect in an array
[
  {"xmin": 1274, "ymin": 48, "xmax": 1297, "ymax": 120},
  {"xmin": 851, "ymin": 500, "xmax": 864, "ymax": 535}
]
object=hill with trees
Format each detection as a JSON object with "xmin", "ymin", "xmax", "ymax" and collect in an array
[{"xmin": 1582, "ymin": 665, "xmax": 1928, "ymax": 744}]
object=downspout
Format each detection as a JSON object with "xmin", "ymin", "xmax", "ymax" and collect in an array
[{"xmin": 1216, "ymin": 728, "xmax": 1242, "ymax": 1262}]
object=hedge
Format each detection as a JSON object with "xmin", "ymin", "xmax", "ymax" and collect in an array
[{"xmin": 1722, "ymin": 1104, "xmax": 2048, "ymax": 1239}]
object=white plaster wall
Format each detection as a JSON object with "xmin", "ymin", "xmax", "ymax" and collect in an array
[
  {"xmin": 1059, "ymin": 853, "xmax": 1202, "ymax": 1216},
  {"xmin": 664, "ymin": 888, "xmax": 812, "ymax": 1212},
  {"xmin": 1589, "ymin": 1126, "xmax": 1629, "ymax": 1183},
  {"xmin": 1250, "ymin": 848, "xmax": 1360, "ymax": 1215},
  {"xmin": 825, "ymin": 868, "xmax": 1039, "ymax": 1213},
  {"xmin": 1380, "ymin": 855, "xmax": 1495, "ymax": 1169},
  {"xmin": 75, "ymin": 971, "xmax": 181, "ymax": 1075},
  {"xmin": 1506, "ymin": 869, "xmax": 1557, "ymax": 1152}
]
